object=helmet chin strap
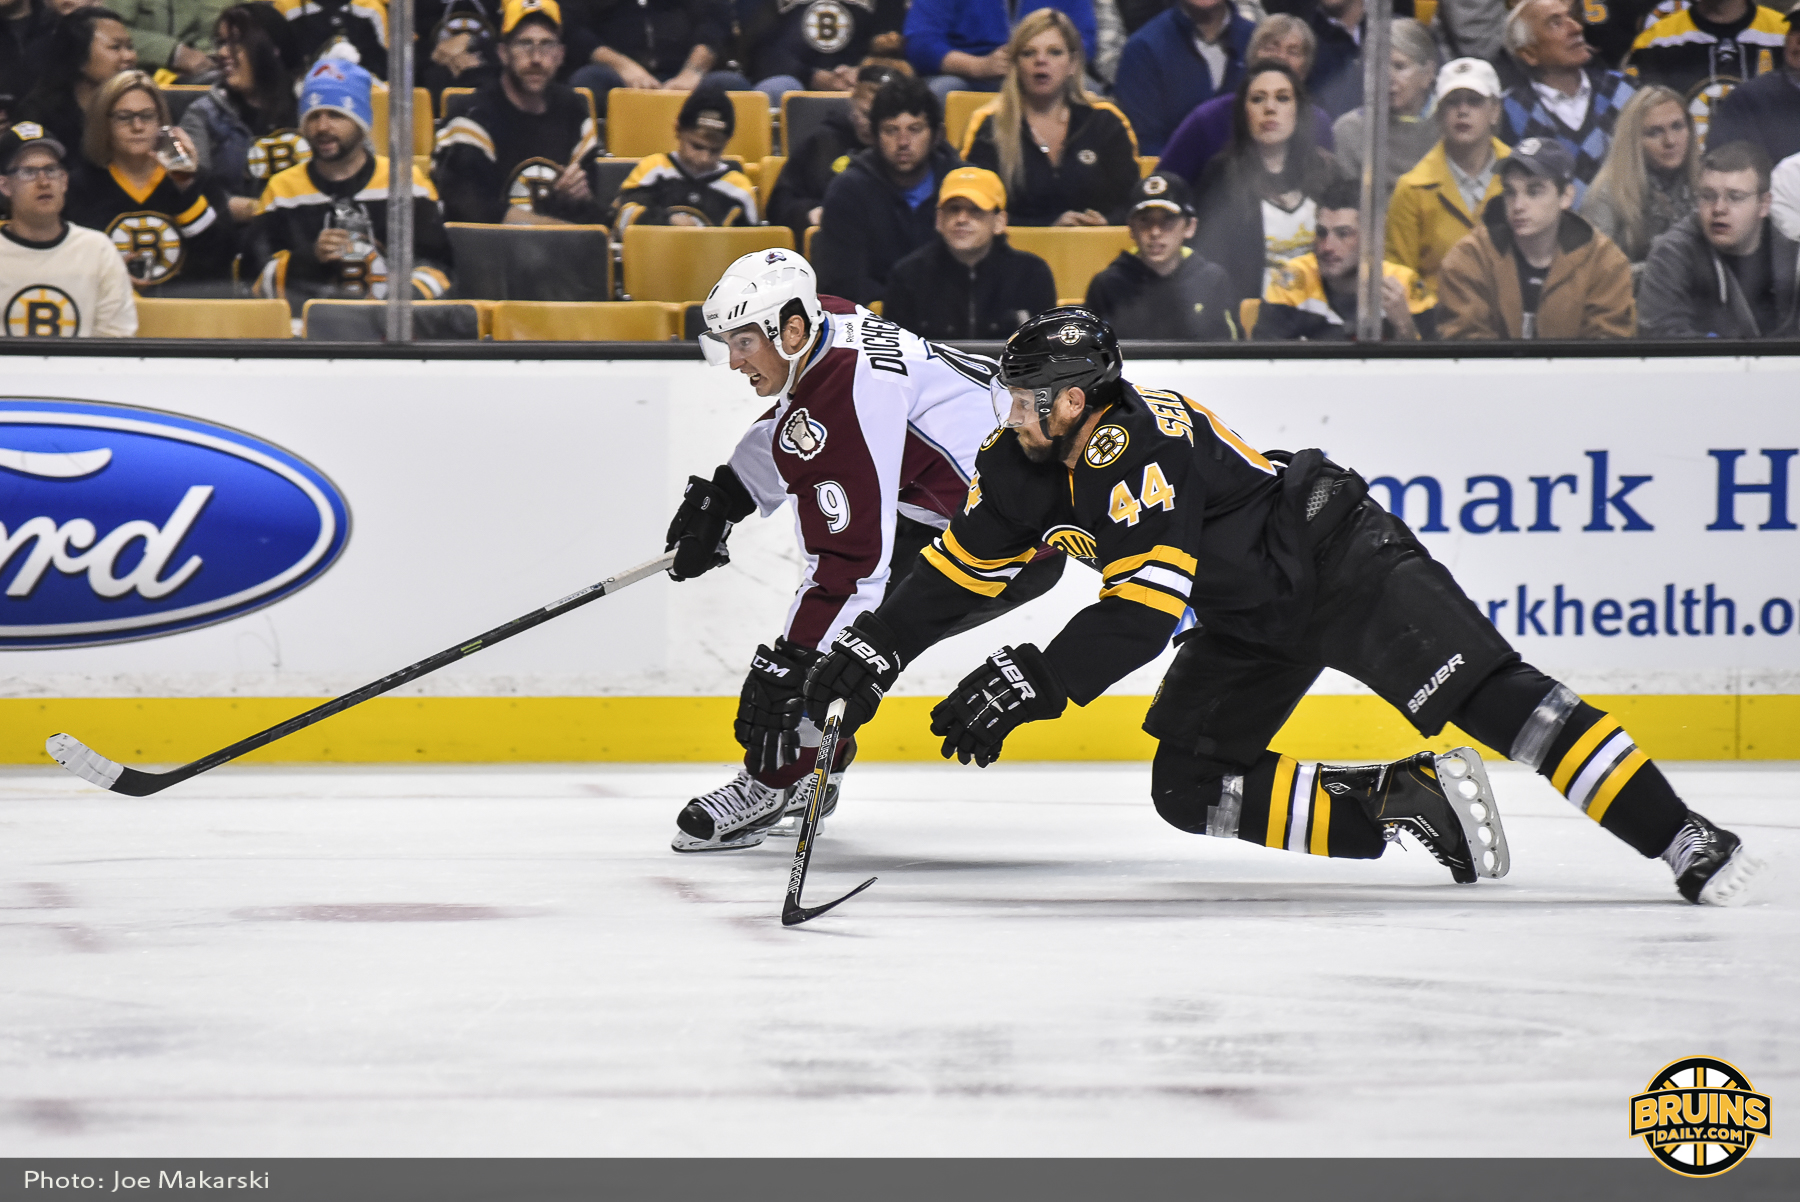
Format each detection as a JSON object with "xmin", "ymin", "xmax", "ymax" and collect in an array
[{"xmin": 774, "ymin": 315, "xmax": 822, "ymax": 396}]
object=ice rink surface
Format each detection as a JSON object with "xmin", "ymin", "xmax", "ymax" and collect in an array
[{"xmin": 1, "ymin": 760, "xmax": 1794, "ymax": 1158}]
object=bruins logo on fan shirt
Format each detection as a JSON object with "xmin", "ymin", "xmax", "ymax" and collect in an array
[
  {"xmin": 507, "ymin": 158, "xmax": 562, "ymax": 210},
  {"xmin": 107, "ymin": 211, "xmax": 184, "ymax": 285},
  {"xmin": 1631, "ymin": 1056, "xmax": 1771, "ymax": 1177},
  {"xmin": 5, "ymin": 285, "xmax": 80, "ymax": 337},
  {"xmin": 800, "ymin": 0, "xmax": 852, "ymax": 52},
  {"xmin": 1043, "ymin": 524, "xmax": 1098, "ymax": 566},
  {"xmin": 1084, "ymin": 424, "xmax": 1128, "ymax": 467},
  {"xmin": 246, "ymin": 130, "xmax": 309, "ymax": 181}
]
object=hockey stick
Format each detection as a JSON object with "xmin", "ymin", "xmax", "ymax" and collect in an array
[
  {"xmin": 45, "ymin": 551, "xmax": 677, "ymax": 798},
  {"xmin": 781, "ymin": 698, "xmax": 877, "ymax": 926}
]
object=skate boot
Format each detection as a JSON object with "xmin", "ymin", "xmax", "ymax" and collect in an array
[
  {"xmin": 1323, "ymin": 749, "xmax": 1511, "ymax": 883},
  {"xmin": 766, "ymin": 736, "xmax": 856, "ymax": 838},
  {"xmin": 1663, "ymin": 812, "xmax": 1764, "ymax": 906},
  {"xmin": 670, "ymin": 769, "xmax": 787, "ymax": 852}
]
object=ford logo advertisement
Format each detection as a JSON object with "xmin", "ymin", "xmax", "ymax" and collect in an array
[{"xmin": 0, "ymin": 398, "xmax": 350, "ymax": 650}]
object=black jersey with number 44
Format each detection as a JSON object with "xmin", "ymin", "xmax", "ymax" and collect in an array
[{"xmin": 881, "ymin": 383, "xmax": 1291, "ymax": 706}]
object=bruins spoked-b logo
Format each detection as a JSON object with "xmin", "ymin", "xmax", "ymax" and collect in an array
[
  {"xmin": 5, "ymin": 285, "xmax": 80, "ymax": 337},
  {"xmin": 507, "ymin": 158, "xmax": 561, "ymax": 210},
  {"xmin": 1083, "ymin": 424, "xmax": 1128, "ymax": 467},
  {"xmin": 108, "ymin": 211, "xmax": 184, "ymax": 285},
  {"xmin": 246, "ymin": 129, "xmax": 309, "ymax": 182},
  {"xmin": 1631, "ymin": 1056, "xmax": 1771, "ymax": 1176},
  {"xmin": 1043, "ymin": 523, "xmax": 1097, "ymax": 566}
]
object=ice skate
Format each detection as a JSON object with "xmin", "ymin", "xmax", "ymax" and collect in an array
[
  {"xmin": 765, "ymin": 736, "xmax": 855, "ymax": 838},
  {"xmin": 670, "ymin": 770, "xmax": 787, "ymax": 852},
  {"xmin": 1324, "ymin": 749, "xmax": 1510, "ymax": 884},
  {"xmin": 1663, "ymin": 812, "xmax": 1764, "ymax": 906}
]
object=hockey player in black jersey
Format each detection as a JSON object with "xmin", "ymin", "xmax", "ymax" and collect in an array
[{"xmin": 802, "ymin": 307, "xmax": 1764, "ymax": 906}]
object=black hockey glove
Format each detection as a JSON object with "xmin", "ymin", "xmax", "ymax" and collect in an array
[
  {"xmin": 802, "ymin": 611, "xmax": 904, "ymax": 735},
  {"xmin": 665, "ymin": 472, "xmax": 740, "ymax": 581},
  {"xmin": 735, "ymin": 639, "xmax": 817, "ymax": 775},
  {"xmin": 930, "ymin": 644, "xmax": 1067, "ymax": 767}
]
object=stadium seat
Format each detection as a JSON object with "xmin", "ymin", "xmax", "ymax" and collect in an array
[
  {"xmin": 679, "ymin": 301, "xmax": 706, "ymax": 339},
  {"xmin": 944, "ymin": 92, "xmax": 995, "ymax": 151},
  {"xmin": 779, "ymin": 91, "xmax": 848, "ymax": 155},
  {"xmin": 758, "ymin": 155, "xmax": 785, "ymax": 211},
  {"xmin": 605, "ymin": 90, "xmax": 772, "ymax": 162},
  {"xmin": 1004, "ymin": 226, "xmax": 1135, "ymax": 305},
  {"xmin": 301, "ymin": 299, "xmax": 490, "ymax": 340},
  {"xmin": 1239, "ymin": 298, "xmax": 1260, "ymax": 337},
  {"xmin": 160, "ymin": 83, "xmax": 209, "ymax": 123},
  {"xmin": 444, "ymin": 222, "xmax": 612, "ymax": 301},
  {"xmin": 1416, "ymin": 0, "xmax": 1437, "ymax": 23},
  {"xmin": 804, "ymin": 224, "xmax": 818, "ymax": 260},
  {"xmin": 1137, "ymin": 156, "xmax": 1159, "ymax": 178},
  {"xmin": 133, "ymin": 297, "xmax": 291, "ymax": 339},
  {"xmin": 370, "ymin": 86, "xmax": 434, "ymax": 158},
  {"xmin": 590, "ymin": 157, "xmax": 639, "ymax": 217},
  {"xmin": 620, "ymin": 225, "xmax": 794, "ymax": 303},
  {"xmin": 491, "ymin": 301, "xmax": 679, "ymax": 341}
]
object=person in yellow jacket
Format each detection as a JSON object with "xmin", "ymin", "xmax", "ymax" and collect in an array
[
  {"xmin": 1385, "ymin": 57, "xmax": 1510, "ymax": 294},
  {"xmin": 1258, "ymin": 178, "xmax": 1438, "ymax": 340}
]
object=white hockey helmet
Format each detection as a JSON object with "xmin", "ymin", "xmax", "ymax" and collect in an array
[{"xmin": 698, "ymin": 248, "xmax": 825, "ymax": 366}]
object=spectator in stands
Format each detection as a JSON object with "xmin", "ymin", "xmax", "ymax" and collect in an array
[
  {"xmin": 418, "ymin": 0, "xmax": 502, "ymax": 103},
  {"xmin": 1704, "ymin": 0, "xmax": 1800, "ymax": 164},
  {"xmin": 17, "ymin": 6, "xmax": 137, "ymax": 152},
  {"xmin": 1627, "ymin": 0, "xmax": 1787, "ymax": 106},
  {"xmin": 1257, "ymin": 175, "xmax": 1438, "ymax": 339},
  {"xmin": 740, "ymin": 0, "xmax": 905, "ymax": 103},
  {"xmin": 1194, "ymin": 60, "xmax": 1346, "ymax": 303},
  {"xmin": 1437, "ymin": 136, "xmax": 1635, "ymax": 338},
  {"xmin": 433, "ymin": 0, "xmax": 601, "ymax": 226},
  {"xmin": 883, "ymin": 165, "xmax": 1057, "ymax": 337},
  {"xmin": 247, "ymin": 59, "xmax": 454, "ymax": 312},
  {"xmin": 1275, "ymin": 0, "xmax": 1414, "ymax": 118},
  {"xmin": 1113, "ymin": 0, "xmax": 1253, "ymax": 156},
  {"xmin": 767, "ymin": 62, "xmax": 899, "ymax": 236},
  {"xmin": 2, "ymin": 0, "xmax": 61, "ymax": 109},
  {"xmin": 959, "ymin": 8, "xmax": 1138, "ymax": 226},
  {"xmin": 1158, "ymin": 15, "xmax": 1334, "ymax": 185},
  {"xmin": 66, "ymin": 71, "xmax": 236, "ymax": 296},
  {"xmin": 905, "ymin": 0, "xmax": 1096, "ymax": 101},
  {"xmin": 565, "ymin": 0, "xmax": 750, "ymax": 110},
  {"xmin": 813, "ymin": 74, "xmax": 962, "ymax": 304},
  {"xmin": 1084, "ymin": 170, "xmax": 1239, "ymax": 338},
  {"xmin": 1434, "ymin": 0, "xmax": 1508, "ymax": 65},
  {"xmin": 1580, "ymin": 85, "xmax": 1698, "ymax": 279},
  {"xmin": 118, "ymin": 0, "xmax": 225, "ymax": 78},
  {"xmin": 180, "ymin": 2, "xmax": 305, "ymax": 224},
  {"xmin": 1639, "ymin": 140, "xmax": 1796, "ymax": 335},
  {"xmin": 1332, "ymin": 18, "xmax": 1438, "ymax": 203},
  {"xmin": 1386, "ymin": 57, "xmax": 1510, "ymax": 292},
  {"xmin": 611, "ymin": 86, "xmax": 756, "ymax": 229},
  {"xmin": 0, "ymin": 121, "xmax": 136, "ymax": 335},
  {"xmin": 1500, "ymin": 0, "xmax": 1636, "ymax": 199},
  {"xmin": 272, "ymin": 0, "xmax": 388, "ymax": 78},
  {"xmin": 1776, "ymin": 148, "xmax": 1800, "ymax": 238}
]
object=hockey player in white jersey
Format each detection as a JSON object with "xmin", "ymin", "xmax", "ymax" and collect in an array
[{"xmin": 663, "ymin": 249, "xmax": 1062, "ymax": 851}]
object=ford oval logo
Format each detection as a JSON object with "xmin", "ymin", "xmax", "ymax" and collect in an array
[{"xmin": 0, "ymin": 398, "xmax": 350, "ymax": 649}]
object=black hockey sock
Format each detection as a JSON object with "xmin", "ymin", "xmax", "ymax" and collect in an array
[
  {"xmin": 1151, "ymin": 744, "xmax": 1386, "ymax": 859},
  {"xmin": 751, "ymin": 733, "xmax": 855, "ymax": 789},
  {"xmin": 1452, "ymin": 664, "xmax": 1688, "ymax": 858}
]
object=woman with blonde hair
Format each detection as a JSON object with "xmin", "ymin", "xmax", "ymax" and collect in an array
[
  {"xmin": 67, "ymin": 69, "xmax": 236, "ymax": 296},
  {"xmin": 960, "ymin": 7, "xmax": 1139, "ymax": 227},
  {"xmin": 1580, "ymin": 85, "xmax": 1698, "ymax": 274}
]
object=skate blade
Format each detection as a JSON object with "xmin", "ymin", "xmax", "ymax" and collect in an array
[
  {"xmin": 1434, "ymin": 747, "xmax": 1509, "ymax": 879},
  {"xmin": 670, "ymin": 828, "xmax": 769, "ymax": 853},
  {"xmin": 1698, "ymin": 847, "xmax": 1765, "ymax": 907}
]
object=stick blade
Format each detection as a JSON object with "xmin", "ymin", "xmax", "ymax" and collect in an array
[
  {"xmin": 46, "ymin": 733, "xmax": 125, "ymax": 790},
  {"xmin": 782, "ymin": 876, "xmax": 877, "ymax": 926}
]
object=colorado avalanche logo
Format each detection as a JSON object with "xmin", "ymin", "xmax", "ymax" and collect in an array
[
  {"xmin": 778, "ymin": 406, "xmax": 827, "ymax": 460},
  {"xmin": 766, "ymin": 250, "xmax": 788, "ymax": 264}
]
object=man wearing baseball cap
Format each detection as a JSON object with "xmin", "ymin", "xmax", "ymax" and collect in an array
[
  {"xmin": 0, "ymin": 122, "xmax": 137, "ymax": 337},
  {"xmin": 1704, "ymin": 0, "xmax": 1800, "ymax": 167},
  {"xmin": 613, "ymin": 87, "xmax": 758, "ymax": 230},
  {"xmin": 433, "ymin": 0, "xmax": 602, "ymax": 225},
  {"xmin": 1386, "ymin": 57, "xmax": 1513, "ymax": 293},
  {"xmin": 1083, "ymin": 171, "xmax": 1238, "ymax": 340},
  {"xmin": 883, "ymin": 166, "xmax": 1057, "ymax": 339},
  {"xmin": 1437, "ymin": 135, "xmax": 1635, "ymax": 338}
]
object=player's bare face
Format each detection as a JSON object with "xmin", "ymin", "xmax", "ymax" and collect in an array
[{"xmin": 726, "ymin": 318, "xmax": 809, "ymax": 396}]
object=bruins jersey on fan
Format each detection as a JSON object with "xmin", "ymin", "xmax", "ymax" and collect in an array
[
  {"xmin": 896, "ymin": 385, "xmax": 1286, "ymax": 705},
  {"xmin": 612, "ymin": 153, "xmax": 758, "ymax": 231},
  {"xmin": 1625, "ymin": 3, "xmax": 1786, "ymax": 125},
  {"xmin": 432, "ymin": 80, "xmax": 601, "ymax": 224},
  {"xmin": 65, "ymin": 163, "xmax": 235, "ymax": 298},
  {"xmin": 1258, "ymin": 253, "xmax": 1438, "ymax": 342}
]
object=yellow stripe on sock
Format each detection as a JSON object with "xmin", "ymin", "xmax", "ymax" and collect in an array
[
  {"xmin": 1584, "ymin": 747, "xmax": 1648, "ymax": 824},
  {"xmin": 1309, "ymin": 780, "xmax": 1331, "ymax": 855},
  {"xmin": 1266, "ymin": 756, "xmax": 1296, "ymax": 848},
  {"xmin": 1551, "ymin": 715, "xmax": 1621, "ymax": 795}
]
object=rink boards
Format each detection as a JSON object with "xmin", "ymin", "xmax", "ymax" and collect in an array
[{"xmin": 2, "ymin": 351, "xmax": 1797, "ymax": 763}]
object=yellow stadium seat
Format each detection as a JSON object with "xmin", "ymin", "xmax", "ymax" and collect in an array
[
  {"xmin": 301, "ymin": 299, "xmax": 492, "ymax": 340},
  {"xmin": 1416, "ymin": 0, "xmax": 1437, "ymax": 24},
  {"xmin": 492, "ymin": 300, "xmax": 679, "ymax": 341},
  {"xmin": 1239, "ymin": 297, "xmax": 1260, "ymax": 337},
  {"xmin": 621, "ymin": 225, "xmax": 795, "ymax": 303},
  {"xmin": 1137, "ymin": 156, "xmax": 1159, "ymax": 178},
  {"xmin": 944, "ymin": 91, "xmax": 996, "ymax": 151},
  {"xmin": 440, "ymin": 85, "xmax": 475, "ymax": 119},
  {"xmin": 780, "ymin": 90, "xmax": 849, "ymax": 155},
  {"xmin": 606, "ymin": 90, "xmax": 772, "ymax": 162},
  {"xmin": 134, "ymin": 297, "xmax": 291, "ymax": 339},
  {"xmin": 370, "ymin": 86, "xmax": 434, "ymax": 158},
  {"xmin": 758, "ymin": 155, "xmax": 786, "ymax": 211},
  {"xmin": 1004, "ymin": 226, "xmax": 1135, "ymax": 306},
  {"xmin": 803, "ymin": 224, "xmax": 818, "ymax": 260}
]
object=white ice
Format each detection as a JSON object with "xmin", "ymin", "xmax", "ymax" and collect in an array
[{"xmin": 2, "ymin": 761, "xmax": 1795, "ymax": 1157}]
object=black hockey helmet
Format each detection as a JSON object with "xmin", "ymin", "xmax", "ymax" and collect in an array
[{"xmin": 996, "ymin": 307, "xmax": 1122, "ymax": 433}]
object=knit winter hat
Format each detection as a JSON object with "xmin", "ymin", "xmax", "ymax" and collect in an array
[{"xmin": 299, "ymin": 58, "xmax": 375, "ymax": 140}]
